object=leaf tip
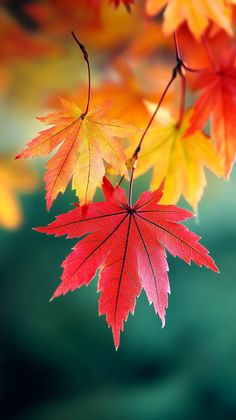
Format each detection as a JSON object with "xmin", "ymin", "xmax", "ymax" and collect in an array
[
  {"xmin": 46, "ymin": 197, "xmax": 52, "ymax": 212},
  {"xmin": 102, "ymin": 176, "xmax": 115, "ymax": 199},
  {"xmin": 213, "ymin": 263, "xmax": 220, "ymax": 274},
  {"xmin": 33, "ymin": 226, "xmax": 47, "ymax": 234},
  {"xmin": 51, "ymin": 286, "xmax": 62, "ymax": 300},
  {"xmin": 161, "ymin": 317, "xmax": 166, "ymax": 329}
]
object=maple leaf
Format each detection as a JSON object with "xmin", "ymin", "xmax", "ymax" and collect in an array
[
  {"xmin": 177, "ymin": 25, "xmax": 236, "ymax": 71},
  {"xmin": 16, "ymin": 99, "xmax": 130, "ymax": 209},
  {"xmin": 126, "ymin": 20, "xmax": 170, "ymax": 58},
  {"xmin": 0, "ymin": 156, "xmax": 37, "ymax": 230},
  {"xmin": 36, "ymin": 178, "xmax": 218, "ymax": 349},
  {"xmin": 185, "ymin": 50, "xmax": 236, "ymax": 177},
  {"xmin": 127, "ymin": 111, "xmax": 223, "ymax": 209},
  {"xmin": 145, "ymin": 0, "xmax": 234, "ymax": 39}
]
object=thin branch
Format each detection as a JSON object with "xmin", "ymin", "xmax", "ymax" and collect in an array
[
  {"xmin": 174, "ymin": 31, "xmax": 202, "ymax": 74},
  {"xmin": 117, "ymin": 175, "xmax": 125, "ymax": 188},
  {"xmin": 176, "ymin": 70, "xmax": 186, "ymax": 129},
  {"xmin": 128, "ymin": 31, "xmax": 200, "ymax": 205},
  {"xmin": 174, "ymin": 31, "xmax": 181, "ymax": 61},
  {"xmin": 71, "ymin": 31, "xmax": 91, "ymax": 116},
  {"xmin": 133, "ymin": 71, "xmax": 177, "ymax": 159},
  {"xmin": 128, "ymin": 69, "xmax": 178, "ymax": 206},
  {"xmin": 181, "ymin": 62, "xmax": 202, "ymax": 73},
  {"xmin": 128, "ymin": 162, "xmax": 136, "ymax": 206}
]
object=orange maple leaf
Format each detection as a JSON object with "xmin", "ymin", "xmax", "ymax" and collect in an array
[{"xmin": 16, "ymin": 100, "xmax": 131, "ymax": 209}]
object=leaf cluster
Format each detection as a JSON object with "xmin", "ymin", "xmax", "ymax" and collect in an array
[{"xmin": 9, "ymin": 0, "xmax": 236, "ymax": 347}]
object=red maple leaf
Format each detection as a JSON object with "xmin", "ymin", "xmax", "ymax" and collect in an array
[
  {"xmin": 36, "ymin": 178, "xmax": 218, "ymax": 348},
  {"xmin": 185, "ymin": 49, "xmax": 236, "ymax": 177}
]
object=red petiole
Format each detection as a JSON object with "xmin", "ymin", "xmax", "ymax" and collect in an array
[{"xmin": 128, "ymin": 32, "xmax": 202, "ymax": 206}]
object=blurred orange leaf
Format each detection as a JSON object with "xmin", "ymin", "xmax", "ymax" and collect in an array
[
  {"xmin": 0, "ymin": 156, "xmax": 37, "ymax": 230},
  {"xmin": 25, "ymin": 0, "xmax": 141, "ymax": 50},
  {"xmin": 146, "ymin": 0, "xmax": 235, "ymax": 39},
  {"xmin": 0, "ymin": 9, "xmax": 54, "ymax": 64},
  {"xmin": 48, "ymin": 59, "xmax": 174, "ymax": 127}
]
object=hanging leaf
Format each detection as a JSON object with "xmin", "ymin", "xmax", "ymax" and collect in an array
[
  {"xmin": 185, "ymin": 50, "xmax": 236, "ymax": 177},
  {"xmin": 127, "ymin": 111, "xmax": 223, "ymax": 209},
  {"xmin": 16, "ymin": 99, "xmax": 132, "ymax": 209},
  {"xmin": 36, "ymin": 178, "xmax": 218, "ymax": 348}
]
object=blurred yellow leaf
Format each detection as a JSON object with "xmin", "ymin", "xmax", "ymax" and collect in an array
[
  {"xmin": 127, "ymin": 111, "xmax": 223, "ymax": 209},
  {"xmin": 146, "ymin": 0, "xmax": 235, "ymax": 39},
  {"xmin": 0, "ymin": 156, "xmax": 37, "ymax": 229}
]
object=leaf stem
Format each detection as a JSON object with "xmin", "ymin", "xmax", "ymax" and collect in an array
[
  {"xmin": 173, "ymin": 31, "xmax": 181, "ymax": 61},
  {"xmin": 174, "ymin": 32, "xmax": 202, "ymax": 73},
  {"xmin": 128, "ymin": 31, "xmax": 202, "ymax": 206},
  {"xmin": 71, "ymin": 31, "xmax": 91, "ymax": 116},
  {"xmin": 181, "ymin": 62, "xmax": 202, "ymax": 73},
  {"xmin": 176, "ymin": 69, "xmax": 186, "ymax": 129},
  {"xmin": 128, "ymin": 163, "xmax": 136, "ymax": 206},
  {"xmin": 128, "ymin": 70, "xmax": 177, "ymax": 206},
  {"xmin": 117, "ymin": 174, "xmax": 125, "ymax": 187}
]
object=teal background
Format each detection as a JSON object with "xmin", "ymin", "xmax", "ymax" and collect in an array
[{"xmin": 1, "ymin": 169, "xmax": 236, "ymax": 420}]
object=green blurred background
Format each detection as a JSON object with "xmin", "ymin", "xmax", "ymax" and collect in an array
[
  {"xmin": 1, "ymin": 1, "xmax": 236, "ymax": 419},
  {"xmin": 1, "ymin": 166, "xmax": 236, "ymax": 420}
]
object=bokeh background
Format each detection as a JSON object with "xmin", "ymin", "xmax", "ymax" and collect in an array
[{"xmin": 1, "ymin": 1, "xmax": 236, "ymax": 419}]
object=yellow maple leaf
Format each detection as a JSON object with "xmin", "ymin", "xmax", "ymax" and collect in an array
[
  {"xmin": 146, "ymin": 0, "xmax": 235, "ymax": 39},
  {"xmin": 0, "ymin": 157, "xmax": 37, "ymax": 229},
  {"xmin": 128, "ymin": 111, "xmax": 223, "ymax": 209}
]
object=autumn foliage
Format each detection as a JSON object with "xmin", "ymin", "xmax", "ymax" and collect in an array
[
  {"xmin": 36, "ymin": 178, "xmax": 218, "ymax": 349},
  {"xmin": 2, "ymin": 0, "xmax": 236, "ymax": 347}
]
